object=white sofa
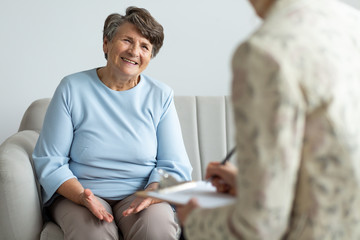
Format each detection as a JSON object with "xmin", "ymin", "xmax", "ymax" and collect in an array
[{"xmin": 0, "ymin": 96, "xmax": 235, "ymax": 240}]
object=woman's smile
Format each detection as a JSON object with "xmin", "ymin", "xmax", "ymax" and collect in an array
[{"xmin": 121, "ymin": 57, "xmax": 138, "ymax": 65}]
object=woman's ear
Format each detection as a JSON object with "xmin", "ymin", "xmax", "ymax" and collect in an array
[{"xmin": 103, "ymin": 37, "xmax": 109, "ymax": 60}]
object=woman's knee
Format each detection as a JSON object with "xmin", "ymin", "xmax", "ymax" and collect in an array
[
  {"xmin": 122, "ymin": 202, "xmax": 178, "ymax": 240},
  {"xmin": 60, "ymin": 208, "xmax": 119, "ymax": 240},
  {"xmin": 66, "ymin": 221, "xmax": 119, "ymax": 240}
]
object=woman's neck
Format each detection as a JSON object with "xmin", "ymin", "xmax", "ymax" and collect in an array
[{"xmin": 97, "ymin": 67, "xmax": 139, "ymax": 91}]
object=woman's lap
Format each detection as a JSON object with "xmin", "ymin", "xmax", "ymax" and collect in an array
[
  {"xmin": 113, "ymin": 194, "xmax": 178, "ymax": 240},
  {"xmin": 49, "ymin": 194, "xmax": 178, "ymax": 240},
  {"xmin": 49, "ymin": 196, "xmax": 119, "ymax": 240}
]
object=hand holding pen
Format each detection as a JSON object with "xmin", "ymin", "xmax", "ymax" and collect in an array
[
  {"xmin": 205, "ymin": 147, "xmax": 238, "ymax": 196},
  {"xmin": 177, "ymin": 147, "xmax": 238, "ymax": 231}
]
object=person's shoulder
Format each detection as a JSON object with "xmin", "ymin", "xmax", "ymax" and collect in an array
[
  {"xmin": 231, "ymin": 31, "xmax": 282, "ymax": 76},
  {"xmin": 232, "ymin": 1, "xmax": 303, "ymax": 66},
  {"xmin": 141, "ymin": 74, "xmax": 173, "ymax": 95},
  {"xmin": 59, "ymin": 68, "xmax": 97, "ymax": 88},
  {"xmin": 232, "ymin": 33, "xmax": 274, "ymax": 66},
  {"xmin": 62, "ymin": 68, "xmax": 96, "ymax": 82},
  {"xmin": 54, "ymin": 68, "xmax": 98, "ymax": 97}
]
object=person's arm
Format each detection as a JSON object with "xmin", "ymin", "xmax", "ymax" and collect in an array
[
  {"xmin": 148, "ymin": 90, "xmax": 193, "ymax": 183},
  {"xmin": 58, "ymin": 178, "xmax": 113, "ymax": 222},
  {"xmin": 33, "ymin": 78, "xmax": 77, "ymax": 204},
  {"xmin": 182, "ymin": 40, "xmax": 306, "ymax": 239},
  {"xmin": 56, "ymin": 178, "xmax": 84, "ymax": 204},
  {"xmin": 33, "ymin": 78, "xmax": 113, "ymax": 222}
]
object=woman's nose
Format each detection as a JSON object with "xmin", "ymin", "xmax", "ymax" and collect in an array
[{"xmin": 128, "ymin": 43, "xmax": 140, "ymax": 57}]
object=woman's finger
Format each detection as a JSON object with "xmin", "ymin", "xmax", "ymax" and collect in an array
[
  {"xmin": 134, "ymin": 198, "xmax": 152, "ymax": 213},
  {"xmin": 103, "ymin": 212, "xmax": 114, "ymax": 223},
  {"xmin": 122, "ymin": 205, "xmax": 135, "ymax": 216}
]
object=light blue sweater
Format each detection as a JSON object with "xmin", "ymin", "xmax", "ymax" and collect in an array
[{"xmin": 33, "ymin": 68, "xmax": 192, "ymax": 204}]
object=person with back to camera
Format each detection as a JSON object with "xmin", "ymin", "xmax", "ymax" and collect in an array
[
  {"xmin": 177, "ymin": 0, "xmax": 360, "ymax": 239},
  {"xmin": 32, "ymin": 6, "xmax": 192, "ymax": 240}
]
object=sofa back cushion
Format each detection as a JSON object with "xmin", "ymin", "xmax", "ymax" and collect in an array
[{"xmin": 175, "ymin": 96, "xmax": 235, "ymax": 180}]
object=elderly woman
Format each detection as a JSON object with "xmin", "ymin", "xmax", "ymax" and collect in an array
[
  {"xmin": 177, "ymin": 0, "xmax": 360, "ymax": 239},
  {"xmin": 33, "ymin": 6, "xmax": 192, "ymax": 240}
]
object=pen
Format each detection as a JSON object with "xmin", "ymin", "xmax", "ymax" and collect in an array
[
  {"xmin": 206, "ymin": 146, "xmax": 236, "ymax": 182},
  {"xmin": 219, "ymin": 146, "xmax": 236, "ymax": 165}
]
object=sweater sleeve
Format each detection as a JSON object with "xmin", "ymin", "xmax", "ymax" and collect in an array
[
  {"xmin": 184, "ymin": 40, "xmax": 306, "ymax": 239},
  {"xmin": 147, "ymin": 90, "xmax": 192, "ymax": 185},
  {"xmin": 32, "ymin": 78, "xmax": 76, "ymax": 204}
]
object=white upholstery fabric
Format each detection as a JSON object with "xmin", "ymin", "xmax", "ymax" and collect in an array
[
  {"xmin": 174, "ymin": 96, "xmax": 202, "ymax": 181},
  {"xmin": 175, "ymin": 96, "xmax": 236, "ymax": 180},
  {"xmin": 0, "ymin": 96, "xmax": 235, "ymax": 240},
  {"xmin": 197, "ymin": 96, "xmax": 228, "ymax": 177},
  {"xmin": 0, "ymin": 130, "xmax": 43, "ymax": 240},
  {"xmin": 19, "ymin": 99, "xmax": 51, "ymax": 133}
]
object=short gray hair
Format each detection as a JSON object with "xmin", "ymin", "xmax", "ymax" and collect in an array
[{"xmin": 103, "ymin": 7, "xmax": 164, "ymax": 59}]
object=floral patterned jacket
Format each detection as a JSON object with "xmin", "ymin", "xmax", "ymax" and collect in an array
[{"xmin": 184, "ymin": 0, "xmax": 360, "ymax": 239}]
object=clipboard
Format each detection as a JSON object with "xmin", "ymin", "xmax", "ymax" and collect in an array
[{"xmin": 136, "ymin": 181, "xmax": 236, "ymax": 208}]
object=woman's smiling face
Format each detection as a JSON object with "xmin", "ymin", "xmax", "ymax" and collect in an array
[{"xmin": 103, "ymin": 22, "xmax": 153, "ymax": 81}]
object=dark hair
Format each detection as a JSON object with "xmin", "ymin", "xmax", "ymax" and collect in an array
[{"xmin": 103, "ymin": 7, "xmax": 164, "ymax": 59}]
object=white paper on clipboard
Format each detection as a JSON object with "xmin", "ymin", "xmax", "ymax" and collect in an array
[{"xmin": 136, "ymin": 181, "xmax": 236, "ymax": 208}]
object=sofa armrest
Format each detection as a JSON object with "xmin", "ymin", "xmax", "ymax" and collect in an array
[{"xmin": 0, "ymin": 130, "xmax": 43, "ymax": 240}]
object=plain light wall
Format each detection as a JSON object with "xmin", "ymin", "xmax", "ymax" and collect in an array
[
  {"xmin": 0, "ymin": 0, "xmax": 260, "ymax": 144},
  {"xmin": 1, "ymin": 0, "xmax": 359, "ymax": 144}
]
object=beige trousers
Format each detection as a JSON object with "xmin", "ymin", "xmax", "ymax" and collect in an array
[{"xmin": 49, "ymin": 194, "xmax": 178, "ymax": 240}]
